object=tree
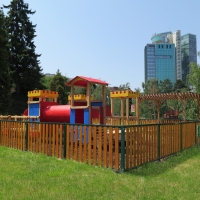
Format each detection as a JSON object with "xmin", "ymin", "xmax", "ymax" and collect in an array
[
  {"xmin": 74, "ymin": 87, "xmax": 86, "ymax": 95},
  {"xmin": 187, "ymin": 62, "xmax": 200, "ymax": 93},
  {"xmin": 4, "ymin": 0, "xmax": 44, "ymax": 114},
  {"xmin": 173, "ymin": 79, "xmax": 187, "ymax": 92},
  {"xmin": 50, "ymin": 70, "xmax": 70, "ymax": 105},
  {"xmin": 40, "ymin": 76, "xmax": 54, "ymax": 90},
  {"xmin": 142, "ymin": 79, "xmax": 160, "ymax": 94},
  {"xmin": 118, "ymin": 82, "xmax": 131, "ymax": 90},
  {"xmin": 0, "ymin": 9, "xmax": 12, "ymax": 114},
  {"xmin": 159, "ymin": 79, "xmax": 173, "ymax": 93},
  {"xmin": 92, "ymin": 84, "xmax": 110, "ymax": 106},
  {"xmin": 141, "ymin": 79, "xmax": 159, "ymax": 119}
]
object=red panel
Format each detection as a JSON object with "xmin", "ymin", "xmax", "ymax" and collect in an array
[
  {"xmin": 23, "ymin": 108, "xmax": 28, "ymax": 116},
  {"xmin": 40, "ymin": 104, "xmax": 70, "ymax": 123},
  {"xmin": 66, "ymin": 76, "xmax": 108, "ymax": 87},
  {"xmin": 106, "ymin": 105, "xmax": 112, "ymax": 117},
  {"xmin": 100, "ymin": 105, "xmax": 111, "ymax": 124},
  {"xmin": 74, "ymin": 102, "xmax": 87, "ymax": 106},
  {"xmin": 91, "ymin": 108, "xmax": 99, "ymax": 119},
  {"xmin": 75, "ymin": 109, "xmax": 84, "ymax": 124}
]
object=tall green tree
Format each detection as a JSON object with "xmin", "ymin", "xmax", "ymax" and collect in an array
[
  {"xmin": 187, "ymin": 62, "xmax": 200, "ymax": 93},
  {"xmin": 141, "ymin": 79, "xmax": 160, "ymax": 118},
  {"xmin": 173, "ymin": 79, "xmax": 187, "ymax": 92},
  {"xmin": 4, "ymin": 0, "xmax": 44, "ymax": 114},
  {"xmin": 142, "ymin": 79, "xmax": 160, "ymax": 94},
  {"xmin": 50, "ymin": 70, "xmax": 70, "ymax": 105},
  {"xmin": 0, "ymin": 9, "xmax": 12, "ymax": 114},
  {"xmin": 159, "ymin": 79, "xmax": 173, "ymax": 93},
  {"xmin": 158, "ymin": 79, "xmax": 173, "ymax": 117}
]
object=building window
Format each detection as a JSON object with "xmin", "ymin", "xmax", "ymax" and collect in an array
[
  {"xmin": 166, "ymin": 45, "xmax": 168, "ymax": 48},
  {"xmin": 162, "ymin": 45, "xmax": 163, "ymax": 48}
]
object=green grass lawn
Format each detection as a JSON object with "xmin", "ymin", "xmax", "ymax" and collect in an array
[{"xmin": 1, "ymin": 146, "xmax": 200, "ymax": 200}]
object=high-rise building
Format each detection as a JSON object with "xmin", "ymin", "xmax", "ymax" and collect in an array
[
  {"xmin": 181, "ymin": 34, "xmax": 197, "ymax": 83},
  {"xmin": 145, "ymin": 43, "xmax": 176, "ymax": 83},
  {"xmin": 172, "ymin": 31, "xmax": 182, "ymax": 80},
  {"xmin": 144, "ymin": 31, "xmax": 197, "ymax": 84}
]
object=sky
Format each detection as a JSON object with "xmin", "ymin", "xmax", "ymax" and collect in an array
[{"xmin": 2, "ymin": 0, "xmax": 200, "ymax": 90}]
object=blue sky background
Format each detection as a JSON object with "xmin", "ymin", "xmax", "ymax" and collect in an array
[{"xmin": 2, "ymin": 0, "xmax": 200, "ymax": 90}]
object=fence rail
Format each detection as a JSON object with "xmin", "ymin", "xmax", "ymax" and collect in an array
[
  {"xmin": 106, "ymin": 117, "xmax": 183, "ymax": 126},
  {"xmin": 0, "ymin": 120, "xmax": 200, "ymax": 172}
]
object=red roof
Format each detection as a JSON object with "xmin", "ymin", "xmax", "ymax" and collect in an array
[{"xmin": 66, "ymin": 76, "xmax": 109, "ymax": 87}]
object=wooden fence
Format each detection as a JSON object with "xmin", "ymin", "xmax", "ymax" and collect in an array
[
  {"xmin": 0, "ymin": 121, "xmax": 120, "ymax": 170},
  {"xmin": 0, "ymin": 121, "xmax": 200, "ymax": 172},
  {"xmin": 124, "ymin": 122, "xmax": 200, "ymax": 170}
]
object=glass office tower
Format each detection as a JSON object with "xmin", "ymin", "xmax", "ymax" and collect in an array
[
  {"xmin": 181, "ymin": 34, "xmax": 197, "ymax": 83},
  {"xmin": 145, "ymin": 43, "xmax": 176, "ymax": 83}
]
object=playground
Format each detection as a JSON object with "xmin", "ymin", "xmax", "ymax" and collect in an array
[{"xmin": 1, "ymin": 75, "xmax": 200, "ymax": 171}]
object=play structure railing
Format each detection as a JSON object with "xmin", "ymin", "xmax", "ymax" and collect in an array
[
  {"xmin": 106, "ymin": 116, "xmax": 138, "ymax": 125},
  {"xmin": 0, "ymin": 120, "xmax": 200, "ymax": 172},
  {"xmin": 140, "ymin": 119, "xmax": 183, "ymax": 124},
  {"xmin": 0, "ymin": 115, "xmax": 39, "ymax": 121}
]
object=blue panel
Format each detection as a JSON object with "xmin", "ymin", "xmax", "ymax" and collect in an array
[
  {"xmin": 29, "ymin": 104, "xmax": 39, "ymax": 116},
  {"xmin": 84, "ymin": 108, "xmax": 89, "ymax": 124},
  {"xmin": 91, "ymin": 102, "xmax": 102, "ymax": 106},
  {"xmin": 29, "ymin": 103, "xmax": 40, "ymax": 122},
  {"xmin": 70, "ymin": 109, "xmax": 75, "ymax": 124}
]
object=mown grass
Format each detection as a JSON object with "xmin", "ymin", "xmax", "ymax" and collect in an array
[{"xmin": 1, "ymin": 146, "xmax": 200, "ymax": 200}]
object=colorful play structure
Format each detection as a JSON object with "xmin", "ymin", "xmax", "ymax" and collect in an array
[
  {"xmin": 23, "ymin": 76, "xmax": 140, "ymax": 125},
  {"xmin": 24, "ymin": 76, "xmax": 111, "ymax": 124}
]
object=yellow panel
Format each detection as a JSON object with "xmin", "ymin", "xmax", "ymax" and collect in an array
[
  {"xmin": 28, "ymin": 90, "xmax": 58, "ymax": 98},
  {"xmin": 110, "ymin": 90, "xmax": 139, "ymax": 98},
  {"xmin": 68, "ymin": 94, "xmax": 93, "ymax": 101}
]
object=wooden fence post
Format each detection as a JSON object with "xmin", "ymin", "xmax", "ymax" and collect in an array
[
  {"xmin": 195, "ymin": 122, "xmax": 198, "ymax": 146},
  {"xmin": 63, "ymin": 123, "xmax": 67, "ymax": 159},
  {"xmin": 157, "ymin": 124, "xmax": 161, "ymax": 160},
  {"xmin": 120, "ymin": 126, "xmax": 125, "ymax": 172},
  {"xmin": 180, "ymin": 123, "xmax": 182, "ymax": 151},
  {"xmin": 25, "ymin": 122, "xmax": 28, "ymax": 151},
  {"xmin": 0, "ymin": 121, "xmax": 1, "ymax": 145}
]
